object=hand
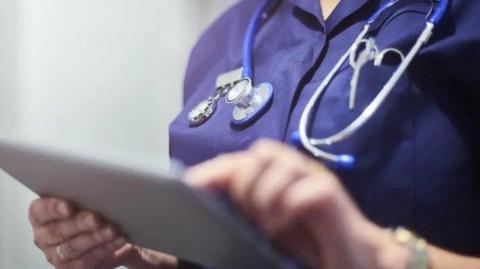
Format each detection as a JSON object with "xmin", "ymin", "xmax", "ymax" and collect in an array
[
  {"xmin": 29, "ymin": 197, "xmax": 177, "ymax": 269},
  {"xmin": 184, "ymin": 139, "xmax": 410, "ymax": 269}
]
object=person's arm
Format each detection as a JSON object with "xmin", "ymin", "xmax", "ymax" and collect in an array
[
  {"xmin": 184, "ymin": 139, "xmax": 480, "ymax": 269},
  {"xmin": 426, "ymin": 247, "xmax": 480, "ymax": 269}
]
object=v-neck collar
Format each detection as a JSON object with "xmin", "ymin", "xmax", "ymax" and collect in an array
[
  {"xmin": 287, "ymin": 0, "xmax": 375, "ymax": 33},
  {"xmin": 287, "ymin": 0, "xmax": 322, "ymax": 23}
]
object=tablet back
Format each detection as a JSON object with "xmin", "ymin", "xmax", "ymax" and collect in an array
[{"xmin": 0, "ymin": 139, "xmax": 297, "ymax": 269}]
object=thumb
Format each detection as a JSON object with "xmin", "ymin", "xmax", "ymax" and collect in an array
[{"xmin": 96, "ymin": 244, "xmax": 135, "ymax": 269}]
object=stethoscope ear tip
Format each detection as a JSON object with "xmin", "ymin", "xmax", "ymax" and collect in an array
[
  {"xmin": 289, "ymin": 131, "xmax": 356, "ymax": 169},
  {"xmin": 336, "ymin": 155, "xmax": 356, "ymax": 169}
]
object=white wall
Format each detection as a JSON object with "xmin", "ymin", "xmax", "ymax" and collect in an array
[{"xmin": 0, "ymin": 1, "xmax": 234, "ymax": 268}]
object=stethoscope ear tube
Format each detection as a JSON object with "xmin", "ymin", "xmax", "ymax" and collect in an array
[
  {"xmin": 367, "ymin": 0, "xmax": 449, "ymax": 32},
  {"xmin": 188, "ymin": 0, "xmax": 278, "ymax": 127},
  {"xmin": 428, "ymin": 0, "xmax": 449, "ymax": 24},
  {"xmin": 229, "ymin": 0, "xmax": 278, "ymax": 126},
  {"xmin": 367, "ymin": 0, "xmax": 420, "ymax": 29},
  {"xmin": 242, "ymin": 0, "xmax": 279, "ymax": 79},
  {"xmin": 284, "ymin": 0, "xmax": 448, "ymax": 168},
  {"xmin": 290, "ymin": 131, "xmax": 356, "ymax": 169},
  {"xmin": 296, "ymin": 19, "xmax": 440, "ymax": 169},
  {"xmin": 295, "ymin": 26, "xmax": 369, "ymax": 169}
]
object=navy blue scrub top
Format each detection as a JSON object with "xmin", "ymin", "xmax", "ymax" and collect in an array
[{"xmin": 170, "ymin": 0, "xmax": 480, "ymax": 256}]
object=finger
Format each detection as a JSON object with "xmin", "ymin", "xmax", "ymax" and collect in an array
[
  {"xmin": 183, "ymin": 139, "xmax": 288, "ymax": 190},
  {"xmin": 229, "ymin": 139, "xmax": 290, "ymax": 216},
  {"xmin": 183, "ymin": 153, "xmax": 242, "ymax": 190},
  {"xmin": 250, "ymin": 159, "xmax": 304, "ymax": 229},
  {"xmin": 54, "ymin": 237, "xmax": 126, "ymax": 269},
  {"xmin": 185, "ymin": 152, "xmax": 263, "ymax": 218},
  {"xmin": 29, "ymin": 198, "xmax": 74, "ymax": 226},
  {"xmin": 53, "ymin": 225, "xmax": 118, "ymax": 262},
  {"xmin": 255, "ymin": 159, "xmax": 333, "ymax": 232},
  {"xmin": 227, "ymin": 153, "xmax": 270, "ymax": 217},
  {"xmin": 114, "ymin": 245, "xmax": 177, "ymax": 269},
  {"xmin": 247, "ymin": 141, "xmax": 312, "ymax": 227},
  {"xmin": 268, "ymin": 176, "xmax": 337, "ymax": 235},
  {"xmin": 101, "ymin": 244, "xmax": 137, "ymax": 269},
  {"xmin": 87, "ymin": 238, "xmax": 127, "ymax": 269},
  {"xmin": 34, "ymin": 211, "xmax": 104, "ymax": 247}
]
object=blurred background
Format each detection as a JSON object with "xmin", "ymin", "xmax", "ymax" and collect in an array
[{"xmin": 0, "ymin": 0, "xmax": 235, "ymax": 267}]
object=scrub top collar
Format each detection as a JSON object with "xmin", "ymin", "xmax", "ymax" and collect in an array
[
  {"xmin": 286, "ymin": 0, "xmax": 322, "ymax": 22},
  {"xmin": 287, "ymin": 0, "xmax": 375, "ymax": 33}
]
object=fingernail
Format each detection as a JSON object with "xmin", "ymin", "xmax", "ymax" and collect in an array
[{"xmin": 57, "ymin": 202, "xmax": 70, "ymax": 217}]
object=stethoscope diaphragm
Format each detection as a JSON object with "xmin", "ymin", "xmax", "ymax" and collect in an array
[{"xmin": 226, "ymin": 78, "xmax": 273, "ymax": 125}]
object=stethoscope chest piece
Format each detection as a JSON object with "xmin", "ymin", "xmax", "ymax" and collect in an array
[
  {"xmin": 188, "ymin": 97, "xmax": 217, "ymax": 126},
  {"xmin": 226, "ymin": 78, "xmax": 273, "ymax": 125}
]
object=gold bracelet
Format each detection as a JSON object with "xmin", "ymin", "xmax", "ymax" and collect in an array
[{"xmin": 391, "ymin": 227, "xmax": 429, "ymax": 269}]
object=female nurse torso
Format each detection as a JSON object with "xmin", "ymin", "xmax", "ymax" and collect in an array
[
  {"xmin": 170, "ymin": 0, "xmax": 480, "ymax": 256},
  {"xmin": 27, "ymin": 1, "xmax": 480, "ymax": 269}
]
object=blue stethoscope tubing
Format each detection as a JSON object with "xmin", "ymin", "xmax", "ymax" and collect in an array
[
  {"xmin": 293, "ymin": 0, "xmax": 449, "ymax": 169},
  {"xmin": 242, "ymin": 0, "xmax": 279, "ymax": 79},
  {"xmin": 236, "ymin": 0, "xmax": 449, "ymax": 166},
  {"xmin": 243, "ymin": 0, "xmax": 448, "ymax": 79},
  {"xmin": 224, "ymin": 0, "xmax": 279, "ymax": 126}
]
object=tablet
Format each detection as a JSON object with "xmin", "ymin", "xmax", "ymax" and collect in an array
[{"xmin": 0, "ymin": 138, "xmax": 296, "ymax": 269}]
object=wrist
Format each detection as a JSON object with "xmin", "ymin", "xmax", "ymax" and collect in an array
[{"xmin": 310, "ymin": 216, "xmax": 410, "ymax": 269}]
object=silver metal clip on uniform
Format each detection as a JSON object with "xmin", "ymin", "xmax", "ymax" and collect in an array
[
  {"xmin": 349, "ymin": 38, "xmax": 405, "ymax": 110},
  {"xmin": 187, "ymin": 88, "xmax": 224, "ymax": 127}
]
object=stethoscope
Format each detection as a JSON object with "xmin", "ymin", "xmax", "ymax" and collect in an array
[
  {"xmin": 188, "ymin": 0, "xmax": 278, "ymax": 127},
  {"xmin": 189, "ymin": 0, "xmax": 449, "ymax": 169}
]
